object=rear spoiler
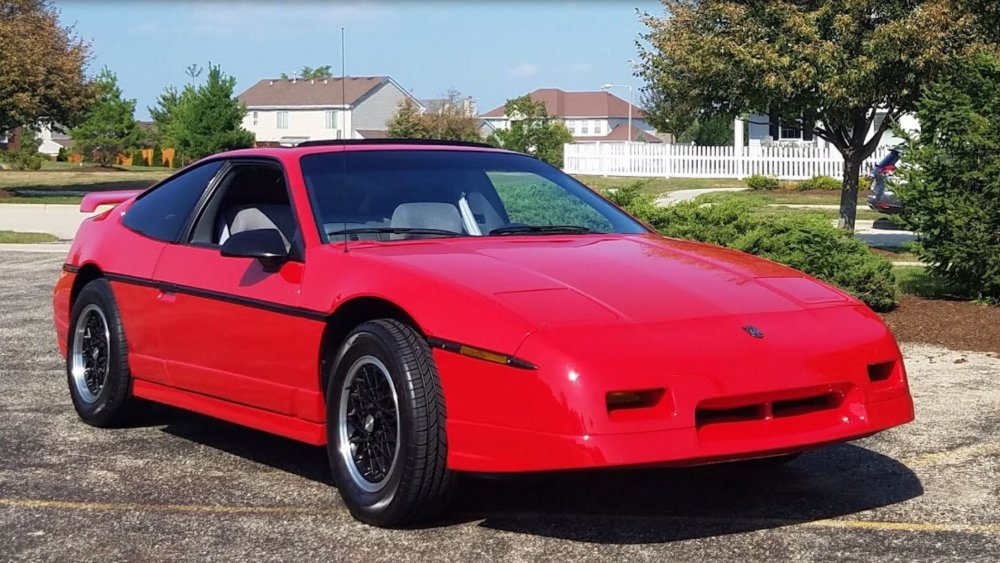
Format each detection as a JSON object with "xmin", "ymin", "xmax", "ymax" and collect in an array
[{"xmin": 80, "ymin": 190, "xmax": 144, "ymax": 213}]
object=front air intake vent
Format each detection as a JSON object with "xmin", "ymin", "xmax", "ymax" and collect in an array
[{"xmin": 868, "ymin": 361, "xmax": 896, "ymax": 383}]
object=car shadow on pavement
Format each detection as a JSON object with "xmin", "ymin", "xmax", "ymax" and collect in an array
[
  {"xmin": 152, "ymin": 405, "xmax": 333, "ymax": 485},
  {"xmin": 148, "ymin": 407, "xmax": 921, "ymax": 543},
  {"xmin": 449, "ymin": 444, "xmax": 923, "ymax": 543}
]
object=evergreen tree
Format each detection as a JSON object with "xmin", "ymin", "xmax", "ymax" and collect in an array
[
  {"xmin": 69, "ymin": 68, "xmax": 138, "ymax": 166},
  {"xmin": 171, "ymin": 63, "xmax": 254, "ymax": 160}
]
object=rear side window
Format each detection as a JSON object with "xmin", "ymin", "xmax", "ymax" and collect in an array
[{"xmin": 122, "ymin": 161, "xmax": 224, "ymax": 242}]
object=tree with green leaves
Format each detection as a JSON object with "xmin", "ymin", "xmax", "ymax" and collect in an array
[
  {"xmin": 0, "ymin": 126, "xmax": 43, "ymax": 170},
  {"xmin": 281, "ymin": 65, "xmax": 334, "ymax": 80},
  {"xmin": 897, "ymin": 53, "xmax": 1000, "ymax": 300},
  {"xmin": 0, "ymin": 0, "xmax": 94, "ymax": 133},
  {"xmin": 157, "ymin": 63, "xmax": 254, "ymax": 163},
  {"xmin": 677, "ymin": 114, "xmax": 734, "ymax": 146},
  {"xmin": 637, "ymin": 0, "xmax": 984, "ymax": 230},
  {"xmin": 487, "ymin": 95, "xmax": 574, "ymax": 168},
  {"xmin": 69, "ymin": 68, "xmax": 139, "ymax": 167},
  {"xmin": 387, "ymin": 90, "xmax": 480, "ymax": 142},
  {"xmin": 387, "ymin": 99, "xmax": 429, "ymax": 139}
]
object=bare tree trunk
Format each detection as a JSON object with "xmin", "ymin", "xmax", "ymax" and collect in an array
[{"xmin": 838, "ymin": 155, "xmax": 864, "ymax": 231}]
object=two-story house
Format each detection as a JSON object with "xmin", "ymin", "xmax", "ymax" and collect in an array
[
  {"xmin": 237, "ymin": 76, "xmax": 421, "ymax": 146},
  {"xmin": 479, "ymin": 88, "xmax": 663, "ymax": 143}
]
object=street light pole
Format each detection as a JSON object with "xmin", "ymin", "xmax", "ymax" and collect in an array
[{"xmin": 601, "ymin": 83, "xmax": 634, "ymax": 141}]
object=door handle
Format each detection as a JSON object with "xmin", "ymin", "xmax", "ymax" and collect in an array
[{"xmin": 157, "ymin": 283, "xmax": 178, "ymax": 302}]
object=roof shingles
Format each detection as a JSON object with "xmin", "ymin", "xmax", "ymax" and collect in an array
[
  {"xmin": 480, "ymin": 88, "xmax": 646, "ymax": 119},
  {"xmin": 237, "ymin": 77, "xmax": 388, "ymax": 107}
]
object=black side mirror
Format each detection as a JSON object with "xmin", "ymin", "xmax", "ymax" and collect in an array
[{"xmin": 220, "ymin": 228, "xmax": 289, "ymax": 272}]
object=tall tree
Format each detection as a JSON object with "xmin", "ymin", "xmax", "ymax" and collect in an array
[
  {"xmin": 171, "ymin": 63, "xmax": 254, "ymax": 162},
  {"xmin": 488, "ymin": 95, "xmax": 574, "ymax": 167},
  {"xmin": 638, "ymin": 0, "xmax": 982, "ymax": 230},
  {"xmin": 69, "ymin": 68, "xmax": 138, "ymax": 167},
  {"xmin": 897, "ymin": 52, "xmax": 1000, "ymax": 300},
  {"xmin": 0, "ymin": 0, "xmax": 93, "ymax": 132}
]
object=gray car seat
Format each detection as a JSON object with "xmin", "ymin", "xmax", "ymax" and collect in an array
[
  {"xmin": 390, "ymin": 202, "xmax": 463, "ymax": 239},
  {"xmin": 221, "ymin": 204, "xmax": 297, "ymax": 250}
]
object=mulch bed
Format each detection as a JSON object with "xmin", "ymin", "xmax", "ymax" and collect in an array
[{"xmin": 880, "ymin": 296, "xmax": 1000, "ymax": 355}]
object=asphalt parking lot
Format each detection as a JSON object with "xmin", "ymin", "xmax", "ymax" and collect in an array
[{"xmin": 1, "ymin": 251, "xmax": 998, "ymax": 562}]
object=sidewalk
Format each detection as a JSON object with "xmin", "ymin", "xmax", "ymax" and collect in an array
[{"xmin": 0, "ymin": 203, "xmax": 98, "ymax": 240}]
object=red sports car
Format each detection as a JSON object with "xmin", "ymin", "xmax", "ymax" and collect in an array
[{"xmin": 53, "ymin": 140, "xmax": 914, "ymax": 526}]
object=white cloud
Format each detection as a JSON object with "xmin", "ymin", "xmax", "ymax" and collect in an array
[{"xmin": 510, "ymin": 63, "xmax": 540, "ymax": 78}]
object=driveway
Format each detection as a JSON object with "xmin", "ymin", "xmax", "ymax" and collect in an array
[{"xmin": 1, "ymin": 252, "xmax": 997, "ymax": 561}]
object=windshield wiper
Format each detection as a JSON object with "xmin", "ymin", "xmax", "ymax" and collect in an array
[
  {"xmin": 327, "ymin": 227, "xmax": 462, "ymax": 238},
  {"xmin": 489, "ymin": 225, "xmax": 595, "ymax": 236}
]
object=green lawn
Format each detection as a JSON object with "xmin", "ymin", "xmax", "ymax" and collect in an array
[
  {"xmin": 0, "ymin": 230, "xmax": 60, "ymax": 243},
  {"xmin": 893, "ymin": 266, "xmax": 963, "ymax": 298},
  {"xmin": 0, "ymin": 168, "xmax": 169, "ymax": 204},
  {"xmin": 750, "ymin": 205, "xmax": 884, "ymax": 222},
  {"xmin": 573, "ymin": 175, "xmax": 746, "ymax": 196}
]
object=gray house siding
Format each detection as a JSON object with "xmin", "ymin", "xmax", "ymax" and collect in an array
[{"xmin": 352, "ymin": 82, "xmax": 409, "ymax": 134}]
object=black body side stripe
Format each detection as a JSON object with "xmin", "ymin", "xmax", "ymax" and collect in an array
[
  {"xmin": 67, "ymin": 265, "xmax": 535, "ymax": 369},
  {"xmin": 102, "ymin": 272, "xmax": 327, "ymax": 322}
]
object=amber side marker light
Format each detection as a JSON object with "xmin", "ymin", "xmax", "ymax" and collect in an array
[{"xmin": 606, "ymin": 389, "xmax": 665, "ymax": 412}]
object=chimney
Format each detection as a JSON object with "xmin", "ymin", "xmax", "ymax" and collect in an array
[
  {"xmin": 311, "ymin": 79, "xmax": 315, "ymax": 85},
  {"xmin": 269, "ymin": 80, "xmax": 274, "ymax": 86},
  {"xmin": 323, "ymin": 79, "xmax": 328, "ymax": 84}
]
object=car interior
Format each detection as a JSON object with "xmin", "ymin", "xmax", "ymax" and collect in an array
[
  {"xmin": 189, "ymin": 163, "xmax": 298, "ymax": 251},
  {"xmin": 314, "ymin": 168, "xmax": 512, "ymax": 241}
]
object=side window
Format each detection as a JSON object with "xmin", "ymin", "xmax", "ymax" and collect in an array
[
  {"xmin": 486, "ymin": 171, "xmax": 613, "ymax": 233},
  {"xmin": 122, "ymin": 161, "xmax": 224, "ymax": 242},
  {"xmin": 188, "ymin": 162, "xmax": 297, "ymax": 251}
]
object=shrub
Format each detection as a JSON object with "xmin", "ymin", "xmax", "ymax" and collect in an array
[
  {"xmin": 732, "ymin": 214, "xmax": 897, "ymax": 311},
  {"xmin": 0, "ymin": 128, "xmax": 44, "ymax": 170},
  {"xmin": 56, "ymin": 146, "xmax": 68, "ymax": 162},
  {"xmin": 897, "ymin": 53, "xmax": 1000, "ymax": 301},
  {"xmin": 745, "ymin": 174, "xmax": 780, "ymax": 190},
  {"xmin": 613, "ymin": 192, "xmax": 897, "ymax": 310},
  {"xmin": 131, "ymin": 149, "xmax": 146, "ymax": 166},
  {"xmin": 798, "ymin": 175, "xmax": 842, "ymax": 191},
  {"xmin": 151, "ymin": 145, "xmax": 163, "ymax": 167}
]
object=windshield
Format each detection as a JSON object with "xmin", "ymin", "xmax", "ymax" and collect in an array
[{"xmin": 299, "ymin": 149, "xmax": 648, "ymax": 242}]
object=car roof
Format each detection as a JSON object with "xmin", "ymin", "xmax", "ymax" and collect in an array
[{"xmin": 211, "ymin": 139, "xmax": 514, "ymax": 160}]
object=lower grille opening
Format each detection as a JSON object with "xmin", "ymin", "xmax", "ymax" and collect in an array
[
  {"xmin": 773, "ymin": 394, "xmax": 836, "ymax": 418},
  {"xmin": 696, "ymin": 404, "xmax": 765, "ymax": 428}
]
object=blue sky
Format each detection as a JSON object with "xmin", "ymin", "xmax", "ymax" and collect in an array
[{"xmin": 56, "ymin": 1, "xmax": 665, "ymax": 120}]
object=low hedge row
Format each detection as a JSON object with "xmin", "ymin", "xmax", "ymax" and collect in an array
[{"xmin": 605, "ymin": 184, "xmax": 897, "ymax": 311}]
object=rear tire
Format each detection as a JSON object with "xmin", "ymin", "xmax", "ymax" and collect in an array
[
  {"xmin": 66, "ymin": 278, "xmax": 140, "ymax": 427},
  {"xmin": 326, "ymin": 319, "xmax": 454, "ymax": 527}
]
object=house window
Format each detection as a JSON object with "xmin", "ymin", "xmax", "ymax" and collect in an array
[
  {"xmin": 568, "ymin": 125, "xmax": 576, "ymax": 134},
  {"xmin": 581, "ymin": 121, "xmax": 589, "ymax": 134},
  {"xmin": 276, "ymin": 111, "xmax": 289, "ymax": 130},
  {"xmin": 594, "ymin": 123, "xmax": 602, "ymax": 135},
  {"xmin": 325, "ymin": 110, "xmax": 338, "ymax": 130},
  {"xmin": 252, "ymin": 111, "xmax": 258, "ymax": 127},
  {"xmin": 780, "ymin": 123, "xmax": 801, "ymax": 140}
]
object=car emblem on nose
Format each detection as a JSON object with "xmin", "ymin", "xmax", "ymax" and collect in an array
[{"xmin": 743, "ymin": 325, "xmax": 765, "ymax": 339}]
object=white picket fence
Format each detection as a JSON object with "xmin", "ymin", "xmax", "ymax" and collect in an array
[{"xmin": 564, "ymin": 142, "xmax": 890, "ymax": 180}]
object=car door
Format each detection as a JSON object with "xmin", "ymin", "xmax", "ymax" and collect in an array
[
  {"xmin": 151, "ymin": 159, "xmax": 324, "ymax": 420},
  {"xmin": 111, "ymin": 159, "xmax": 227, "ymax": 385}
]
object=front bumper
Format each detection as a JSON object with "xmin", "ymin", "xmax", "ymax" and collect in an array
[{"xmin": 436, "ymin": 305, "xmax": 914, "ymax": 473}]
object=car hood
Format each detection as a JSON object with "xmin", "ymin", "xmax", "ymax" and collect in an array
[{"xmin": 356, "ymin": 234, "xmax": 857, "ymax": 329}]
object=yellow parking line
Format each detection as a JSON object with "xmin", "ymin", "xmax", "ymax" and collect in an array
[
  {"xmin": 1, "ymin": 497, "xmax": 998, "ymax": 535},
  {"xmin": 903, "ymin": 442, "xmax": 1000, "ymax": 468},
  {"xmin": 805, "ymin": 518, "xmax": 1000, "ymax": 535},
  {"xmin": 0, "ymin": 497, "xmax": 333, "ymax": 516}
]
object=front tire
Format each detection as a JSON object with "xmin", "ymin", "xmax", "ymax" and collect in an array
[
  {"xmin": 66, "ymin": 278, "xmax": 139, "ymax": 427},
  {"xmin": 326, "ymin": 319, "xmax": 454, "ymax": 526}
]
